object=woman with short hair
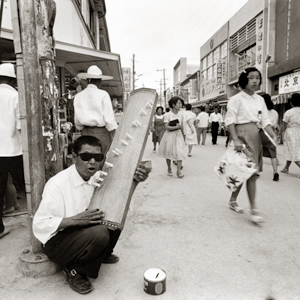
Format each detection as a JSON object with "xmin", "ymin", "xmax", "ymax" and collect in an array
[{"xmin": 158, "ymin": 97, "xmax": 186, "ymax": 178}]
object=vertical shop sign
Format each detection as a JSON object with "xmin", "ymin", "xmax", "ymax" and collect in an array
[
  {"xmin": 122, "ymin": 67, "xmax": 131, "ymax": 92},
  {"xmin": 256, "ymin": 13, "xmax": 264, "ymax": 73}
]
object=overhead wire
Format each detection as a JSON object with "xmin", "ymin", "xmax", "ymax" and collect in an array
[{"xmin": 142, "ymin": 0, "xmax": 213, "ymax": 55}]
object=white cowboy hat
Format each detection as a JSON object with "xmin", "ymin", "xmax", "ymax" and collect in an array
[
  {"xmin": 0, "ymin": 63, "xmax": 16, "ymax": 78},
  {"xmin": 77, "ymin": 65, "xmax": 113, "ymax": 80}
]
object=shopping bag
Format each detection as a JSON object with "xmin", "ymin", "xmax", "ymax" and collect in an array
[{"xmin": 214, "ymin": 144, "xmax": 257, "ymax": 192}]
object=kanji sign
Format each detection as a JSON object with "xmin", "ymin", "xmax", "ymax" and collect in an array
[{"xmin": 279, "ymin": 71, "xmax": 300, "ymax": 94}]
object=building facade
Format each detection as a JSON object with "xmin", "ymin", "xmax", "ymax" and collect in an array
[
  {"xmin": 198, "ymin": 23, "xmax": 229, "ymax": 114},
  {"xmin": 267, "ymin": 0, "xmax": 300, "ymax": 124},
  {"xmin": 172, "ymin": 57, "xmax": 199, "ymax": 105},
  {"xmin": 0, "ymin": 0, "xmax": 124, "ymax": 126}
]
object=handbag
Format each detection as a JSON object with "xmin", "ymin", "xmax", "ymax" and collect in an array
[
  {"xmin": 168, "ymin": 119, "xmax": 179, "ymax": 126},
  {"xmin": 214, "ymin": 144, "xmax": 257, "ymax": 192}
]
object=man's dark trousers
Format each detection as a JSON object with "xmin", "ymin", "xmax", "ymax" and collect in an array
[
  {"xmin": 44, "ymin": 225, "xmax": 121, "ymax": 278},
  {"xmin": 211, "ymin": 122, "xmax": 219, "ymax": 145},
  {"xmin": 0, "ymin": 155, "xmax": 24, "ymax": 233}
]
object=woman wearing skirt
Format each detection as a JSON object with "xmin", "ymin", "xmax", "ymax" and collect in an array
[
  {"xmin": 225, "ymin": 67, "xmax": 276, "ymax": 224},
  {"xmin": 151, "ymin": 106, "xmax": 165, "ymax": 153},
  {"xmin": 158, "ymin": 97, "xmax": 186, "ymax": 178}
]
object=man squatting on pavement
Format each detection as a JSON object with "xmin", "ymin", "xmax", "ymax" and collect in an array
[{"xmin": 33, "ymin": 135, "xmax": 150, "ymax": 294}]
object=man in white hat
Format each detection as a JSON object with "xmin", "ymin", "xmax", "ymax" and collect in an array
[
  {"xmin": 0, "ymin": 63, "xmax": 24, "ymax": 238},
  {"xmin": 74, "ymin": 66, "xmax": 117, "ymax": 160}
]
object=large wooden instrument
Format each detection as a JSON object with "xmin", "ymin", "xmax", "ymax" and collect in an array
[{"xmin": 89, "ymin": 88, "xmax": 158, "ymax": 230}]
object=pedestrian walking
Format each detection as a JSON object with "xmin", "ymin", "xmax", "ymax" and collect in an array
[
  {"xmin": 225, "ymin": 67, "xmax": 276, "ymax": 224},
  {"xmin": 74, "ymin": 65, "xmax": 118, "ymax": 161},
  {"xmin": 3, "ymin": 174, "xmax": 19, "ymax": 215},
  {"xmin": 196, "ymin": 106, "xmax": 209, "ymax": 145},
  {"xmin": 261, "ymin": 94, "xmax": 280, "ymax": 181},
  {"xmin": 0, "ymin": 63, "xmax": 25, "ymax": 238},
  {"xmin": 280, "ymin": 93, "xmax": 300, "ymax": 176},
  {"xmin": 151, "ymin": 106, "xmax": 165, "ymax": 153},
  {"xmin": 183, "ymin": 104, "xmax": 197, "ymax": 156},
  {"xmin": 158, "ymin": 96, "xmax": 186, "ymax": 178},
  {"xmin": 209, "ymin": 107, "xmax": 223, "ymax": 145}
]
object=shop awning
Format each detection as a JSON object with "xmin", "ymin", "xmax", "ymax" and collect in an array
[
  {"xmin": 55, "ymin": 41, "xmax": 124, "ymax": 97},
  {"xmin": 271, "ymin": 93, "xmax": 291, "ymax": 105},
  {"xmin": 191, "ymin": 100, "xmax": 210, "ymax": 107}
]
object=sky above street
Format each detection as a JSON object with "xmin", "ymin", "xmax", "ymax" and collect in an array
[{"xmin": 106, "ymin": 0, "xmax": 249, "ymax": 92}]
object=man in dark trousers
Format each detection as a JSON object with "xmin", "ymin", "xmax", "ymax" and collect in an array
[
  {"xmin": 33, "ymin": 135, "xmax": 150, "ymax": 294},
  {"xmin": 209, "ymin": 107, "xmax": 223, "ymax": 145},
  {"xmin": 0, "ymin": 63, "xmax": 24, "ymax": 239}
]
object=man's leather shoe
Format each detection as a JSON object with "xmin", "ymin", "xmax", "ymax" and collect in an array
[
  {"xmin": 103, "ymin": 254, "xmax": 119, "ymax": 264},
  {"xmin": 63, "ymin": 267, "xmax": 94, "ymax": 294}
]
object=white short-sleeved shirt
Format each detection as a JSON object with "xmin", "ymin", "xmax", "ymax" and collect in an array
[
  {"xmin": 196, "ymin": 111, "xmax": 209, "ymax": 128},
  {"xmin": 33, "ymin": 164, "xmax": 99, "ymax": 245},
  {"xmin": 74, "ymin": 84, "xmax": 118, "ymax": 132},
  {"xmin": 209, "ymin": 112, "xmax": 223, "ymax": 123},
  {"xmin": 0, "ymin": 84, "xmax": 22, "ymax": 156},
  {"xmin": 268, "ymin": 109, "xmax": 279, "ymax": 128},
  {"xmin": 163, "ymin": 110, "xmax": 184, "ymax": 124},
  {"xmin": 283, "ymin": 107, "xmax": 300, "ymax": 128},
  {"xmin": 225, "ymin": 91, "xmax": 271, "ymax": 128}
]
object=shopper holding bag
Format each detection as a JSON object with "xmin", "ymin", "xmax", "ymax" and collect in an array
[{"xmin": 224, "ymin": 67, "xmax": 276, "ymax": 224}]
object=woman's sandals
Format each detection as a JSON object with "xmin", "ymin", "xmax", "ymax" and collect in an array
[
  {"xmin": 228, "ymin": 201, "xmax": 244, "ymax": 214},
  {"xmin": 250, "ymin": 209, "xmax": 264, "ymax": 224}
]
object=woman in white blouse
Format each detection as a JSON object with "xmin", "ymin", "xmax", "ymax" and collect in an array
[
  {"xmin": 158, "ymin": 97, "xmax": 186, "ymax": 178},
  {"xmin": 225, "ymin": 67, "xmax": 276, "ymax": 224}
]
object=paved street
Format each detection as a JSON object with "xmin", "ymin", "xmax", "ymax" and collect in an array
[{"xmin": 1, "ymin": 134, "xmax": 299, "ymax": 300}]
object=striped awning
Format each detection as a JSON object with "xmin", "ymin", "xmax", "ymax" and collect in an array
[{"xmin": 271, "ymin": 93, "xmax": 292, "ymax": 105}]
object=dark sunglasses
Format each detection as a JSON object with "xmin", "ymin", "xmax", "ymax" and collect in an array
[{"xmin": 78, "ymin": 153, "xmax": 104, "ymax": 162}]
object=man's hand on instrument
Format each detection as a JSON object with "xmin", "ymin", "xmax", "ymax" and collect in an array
[
  {"xmin": 72, "ymin": 209, "xmax": 105, "ymax": 226},
  {"xmin": 134, "ymin": 164, "xmax": 150, "ymax": 182}
]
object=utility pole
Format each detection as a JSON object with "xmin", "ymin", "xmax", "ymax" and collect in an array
[
  {"xmin": 10, "ymin": 0, "xmax": 61, "ymax": 277},
  {"xmin": 132, "ymin": 53, "xmax": 135, "ymax": 90},
  {"xmin": 156, "ymin": 69, "xmax": 167, "ymax": 108}
]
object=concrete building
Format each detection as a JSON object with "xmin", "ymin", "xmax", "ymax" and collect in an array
[
  {"xmin": 198, "ymin": 23, "xmax": 229, "ymax": 114},
  {"xmin": 267, "ymin": 0, "xmax": 300, "ymax": 124},
  {"xmin": 0, "ymin": 0, "xmax": 124, "ymax": 125},
  {"xmin": 196, "ymin": 0, "xmax": 277, "ymax": 119},
  {"xmin": 172, "ymin": 57, "xmax": 199, "ymax": 104}
]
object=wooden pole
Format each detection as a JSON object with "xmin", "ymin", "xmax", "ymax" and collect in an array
[
  {"xmin": 15, "ymin": 0, "xmax": 45, "ymax": 253},
  {"xmin": 35, "ymin": 0, "xmax": 62, "ymax": 180},
  {"xmin": 13, "ymin": 0, "xmax": 61, "ymax": 254}
]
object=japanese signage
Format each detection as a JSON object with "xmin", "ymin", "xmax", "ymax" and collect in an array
[
  {"xmin": 188, "ymin": 79, "xmax": 198, "ymax": 101},
  {"xmin": 279, "ymin": 71, "xmax": 300, "ymax": 94},
  {"xmin": 256, "ymin": 13, "xmax": 264, "ymax": 73},
  {"xmin": 122, "ymin": 68, "xmax": 131, "ymax": 92},
  {"xmin": 200, "ymin": 78, "xmax": 225, "ymax": 101}
]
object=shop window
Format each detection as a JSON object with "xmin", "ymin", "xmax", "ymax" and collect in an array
[
  {"xmin": 230, "ymin": 18, "xmax": 256, "ymax": 51},
  {"xmin": 221, "ymin": 41, "xmax": 227, "ymax": 59},
  {"xmin": 237, "ymin": 45, "xmax": 256, "ymax": 73}
]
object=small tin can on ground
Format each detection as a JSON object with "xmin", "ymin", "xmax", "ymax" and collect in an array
[{"xmin": 143, "ymin": 268, "xmax": 166, "ymax": 295}]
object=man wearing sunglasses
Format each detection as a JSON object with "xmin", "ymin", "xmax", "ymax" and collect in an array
[{"xmin": 32, "ymin": 135, "xmax": 150, "ymax": 294}]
